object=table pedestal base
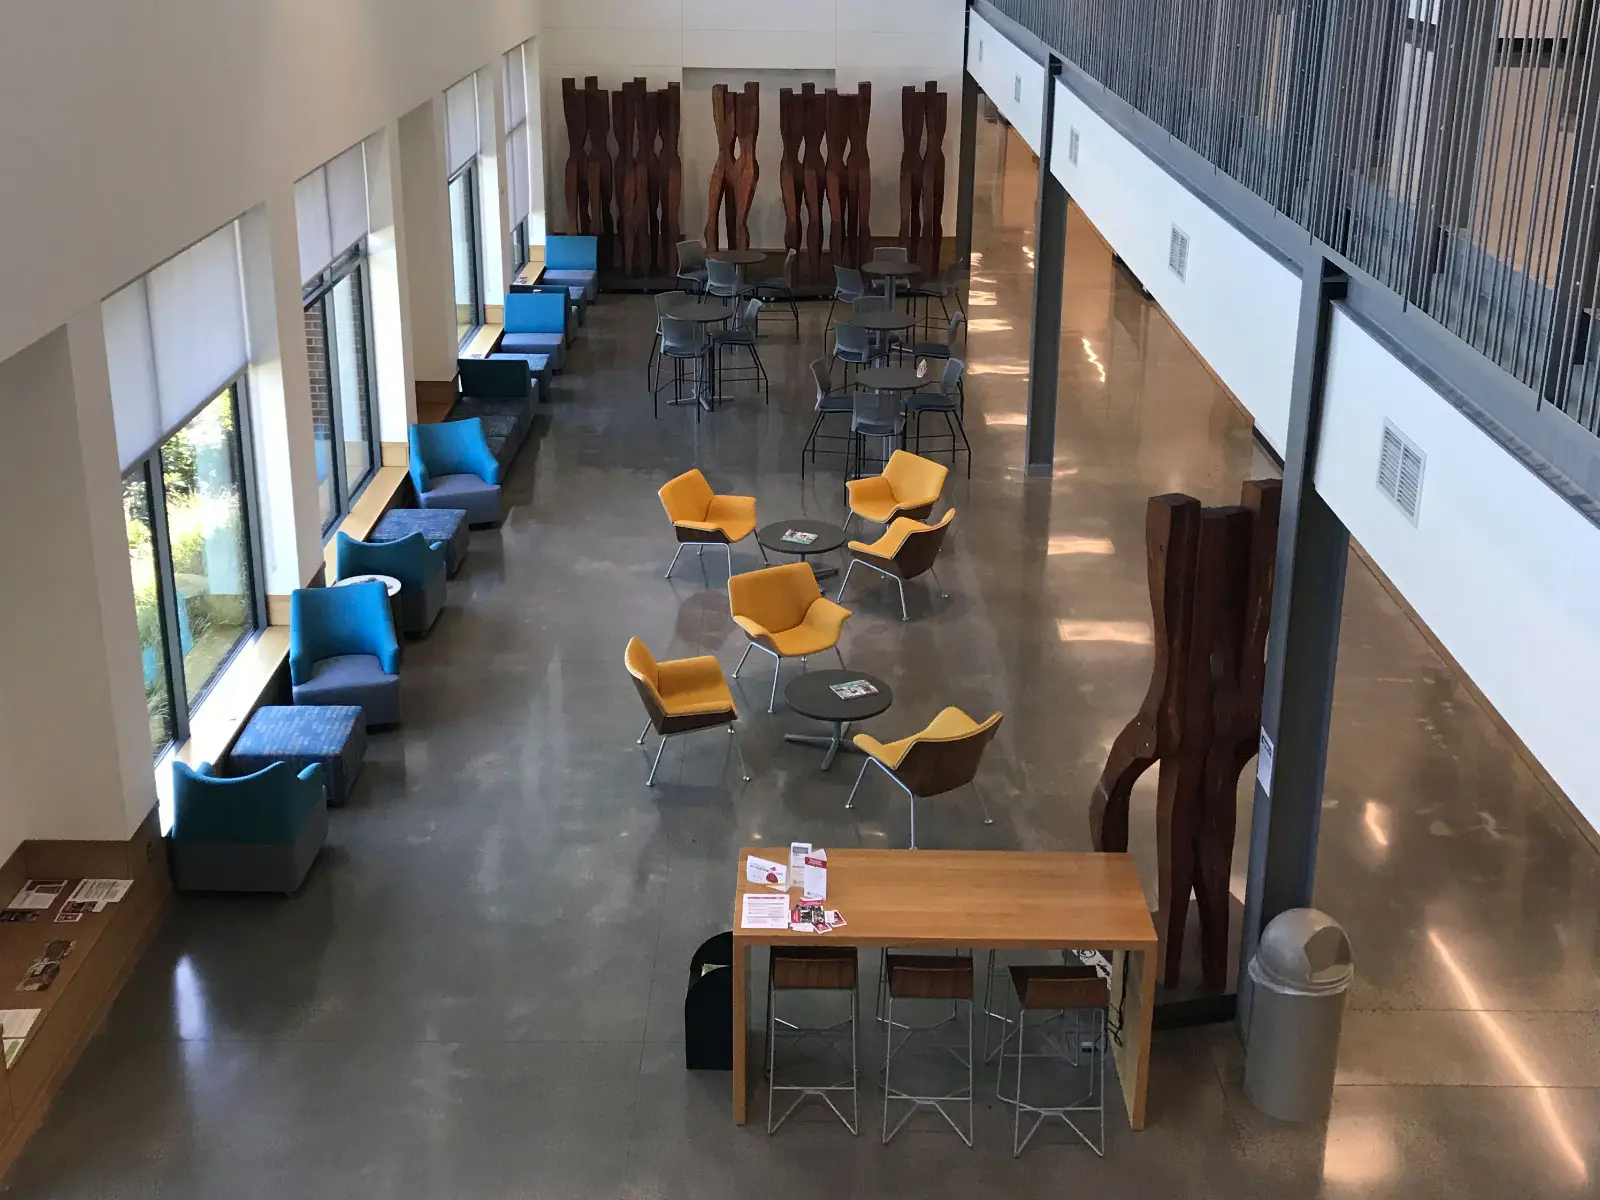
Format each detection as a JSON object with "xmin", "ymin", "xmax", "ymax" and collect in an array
[{"xmin": 784, "ymin": 721, "xmax": 866, "ymax": 770}]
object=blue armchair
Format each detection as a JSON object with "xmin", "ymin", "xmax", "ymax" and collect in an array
[
  {"xmin": 539, "ymin": 234, "xmax": 600, "ymax": 304},
  {"xmin": 409, "ymin": 419, "xmax": 504, "ymax": 527},
  {"xmin": 334, "ymin": 531, "xmax": 447, "ymax": 637},
  {"xmin": 501, "ymin": 291, "xmax": 568, "ymax": 370},
  {"xmin": 169, "ymin": 760, "xmax": 328, "ymax": 894},
  {"xmin": 290, "ymin": 582, "xmax": 402, "ymax": 726}
]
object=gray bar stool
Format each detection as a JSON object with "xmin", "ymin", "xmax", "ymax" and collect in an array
[
  {"xmin": 880, "ymin": 953, "xmax": 975, "ymax": 1146},
  {"xmin": 766, "ymin": 945, "xmax": 860, "ymax": 1135},
  {"xmin": 997, "ymin": 964, "xmax": 1109, "ymax": 1157}
]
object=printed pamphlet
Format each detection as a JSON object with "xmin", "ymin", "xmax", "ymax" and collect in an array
[
  {"xmin": 802, "ymin": 850, "xmax": 828, "ymax": 901},
  {"xmin": 6, "ymin": 880, "xmax": 68, "ymax": 913},
  {"xmin": 828, "ymin": 679, "xmax": 879, "ymax": 700},
  {"xmin": 746, "ymin": 856, "xmax": 788, "ymax": 889},
  {"xmin": 740, "ymin": 893, "xmax": 790, "ymax": 931},
  {"xmin": 780, "ymin": 529, "xmax": 819, "ymax": 546},
  {"xmin": 17, "ymin": 940, "xmax": 74, "ymax": 994}
]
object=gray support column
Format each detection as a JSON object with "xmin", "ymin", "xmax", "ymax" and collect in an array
[
  {"xmin": 1024, "ymin": 59, "xmax": 1066, "ymax": 477},
  {"xmin": 1239, "ymin": 259, "xmax": 1351, "ymax": 1017},
  {"xmin": 953, "ymin": 72, "xmax": 980, "ymax": 271}
]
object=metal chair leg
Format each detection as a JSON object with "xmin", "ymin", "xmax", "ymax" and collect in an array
[
  {"xmin": 733, "ymin": 644, "xmax": 754, "ymax": 678},
  {"xmin": 837, "ymin": 559, "xmax": 860, "ymax": 604},
  {"xmin": 846, "ymin": 757, "xmax": 872, "ymax": 809},
  {"xmin": 929, "ymin": 565, "xmax": 949, "ymax": 599},
  {"xmin": 768, "ymin": 657, "xmax": 782, "ymax": 714},
  {"xmin": 730, "ymin": 723, "xmax": 752, "ymax": 781},
  {"xmin": 896, "ymin": 578, "xmax": 909, "ymax": 622},
  {"xmin": 972, "ymin": 780, "xmax": 994, "ymax": 826},
  {"xmin": 646, "ymin": 734, "xmax": 671, "ymax": 786},
  {"xmin": 665, "ymin": 544, "xmax": 686, "ymax": 578},
  {"xmin": 637, "ymin": 722, "xmax": 653, "ymax": 746},
  {"xmin": 835, "ymin": 645, "xmax": 847, "ymax": 670}
]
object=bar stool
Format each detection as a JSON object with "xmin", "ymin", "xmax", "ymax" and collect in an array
[
  {"xmin": 880, "ymin": 953, "xmax": 975, "ymax": 1146},
  {"xmin": 766, "ymin": 945, "xmax": 860, "ymax": 1135},
  {"xmin": 997, "ymin": 964, "xmax": 1109, "ymax": 1157}
]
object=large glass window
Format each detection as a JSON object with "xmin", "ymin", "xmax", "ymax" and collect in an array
[
  {"xmin": 123, "ymin": 380, "xmax": 260, "ymax": 756},
  {"xmin": 449, "ymin": 164, "xmax": 484, "ymax": 346},
  {"xmin": 511, "ymin": 216, "xmax": 529, "ymax": 276},
  {"xmin": 305, "ymin": 251, "xmax": 379, "ymax": 531}
]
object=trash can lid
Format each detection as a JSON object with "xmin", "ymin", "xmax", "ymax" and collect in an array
[{"xmin": 1249, "ymin": 908, "xmax": 1353, "ymax": 995}]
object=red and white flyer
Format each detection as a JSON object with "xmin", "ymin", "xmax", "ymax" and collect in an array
[{"xmin": 802, "ymin": 850, "xmax": 828, "ymax": 901}]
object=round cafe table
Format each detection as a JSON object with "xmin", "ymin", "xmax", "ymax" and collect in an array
[
  {"xmin": 855, "ymin": 364, "xmax": 928, "ymax": 395},
  {"xmin": 784, "ymin": 669, "xmax": 895, "ymax": 770},
  {"xmin": 757, "ymin": 518, "xmax": 847, "ymax": 582},
  {"xmin": 861, "ymin": 259, "xmax": 920, "ymax": 304},
  {"xmin": 706, "ymin": 248, "xmax": 768, "ymax": 266}
]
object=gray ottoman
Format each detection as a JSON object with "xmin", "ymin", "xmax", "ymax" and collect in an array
[
  {"xmin": 371, "ymin": 507, "xmax": 469, "ymax": 576},
  {"xmin": 230, "ymin": 705, "xmax": 367, "ymax": 806}
]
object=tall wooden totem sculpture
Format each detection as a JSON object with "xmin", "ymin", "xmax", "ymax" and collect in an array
[
  {"xmin": 613, "ymin": 80, "xmax": 648, "ymax": 276},
  {"xmin": 651, "ymin": 82, "xmax": 683, "ymax": 276},
  {"xmin": 563, "ymin": 76, "xmax": 615, "ymax": 254},
  {"xmin": 1089, "ymin": 479, "xmax": 1282, "ymax": 994},
  {"xmin": 899, "ymin": 82, "xmax": 948, "ymax": 278},
  {"xmin": 705, "ymin": 83, "xmax": 759, "ymax": 251},
  {"xmin": 818, "ymin": 86, "xmax": 874, "ymax": 269},
  {"xmin": 778, "ymin": 88, "xmax": 802, "ymax": 266}
]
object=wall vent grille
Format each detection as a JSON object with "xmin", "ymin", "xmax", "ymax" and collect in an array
[
  {"xmin": 1377, "ymin": 419, "xmax": 1425, "ymax": 524},
  {"xmin": 1013, "ymin": 74, "xmax": 1023, "ymax": 103},
  {"xmin": 1167, "ymin": 225, "xmax": 1190, "ymax": 281},
  {"xmin": 1068, "ymin": 127, "xmax": 1080, "ymax": 165}
]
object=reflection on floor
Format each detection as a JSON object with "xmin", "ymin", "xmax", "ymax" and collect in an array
[{"xmin": 7, "ymin": 118, "xmax": 1599, "ymax": 1200}]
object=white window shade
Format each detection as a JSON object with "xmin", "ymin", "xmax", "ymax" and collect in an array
[
  {"xmin": 504, "ymin": 46, "xmax": 528, "ymax": 129},
  {"xmin": 508, "ymin": 124, "xmax": 530, "ymax": 226},
  {"xmin": 295, "ymin": 143, "xmax": 370, "ymax": 283},
  {"xmin": 446, "ymin": 76, "xmax": 480, "ymax": 177},
  {"xmin": 104, "ymin": 223, "xmax": 250, "ymax": 469}
]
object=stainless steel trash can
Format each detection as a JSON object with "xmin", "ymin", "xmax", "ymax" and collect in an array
[{"xmin": 1243, "ymin": 908, "xmax": 1353, "ymax": 1122}]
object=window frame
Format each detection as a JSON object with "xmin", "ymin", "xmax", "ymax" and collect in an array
[
  {"xmin": 511, "ymin": 216, "xmax": 530, "ymax": 276},
  {"xmin": 303, "ymin": 245, "xmax": 382, "ymax": 535},
  {"xmin": 124, "ymin": 374, "xmax": 266, "ymax": 756},
  {"xmin": 449, "ymin": 160, "xmax": 486, "ymax": 346}
]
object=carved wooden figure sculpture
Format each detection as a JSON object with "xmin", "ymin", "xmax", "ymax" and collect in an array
[
  {"xmin": 779, "ymin": 89, "xmax": 802, "ymax": 261},
  {"xmin": 847, "ymin": 83, "xmax": 873, "ymax": 267},
  {"xmin": 584, "ymin": 78, "xmax": 614, "ymax": 265},
  {"xmin": 799, "ymin": 84, "xmax": 826, "ymax": 281},
  {"xmin": 919, "ymin": 82, "xmax": 948, "ymax": 277},
  {"xmin": 1089, "ymin": 479, "xmax": 1282, "ymax": 993},
  {"xmin": 823, "ymin": 88, "xmax": 848, "ymax": 267},
  {"xmin": 613, "ymin": 81, "xmax": 639, "ymax": 274},
  {"xmin": 655, "ymin": 83, "xmax": 683, "ymax": 275},
  {"xmin": 704, "ymin": 84, "xmax": 736, "ymax": 250},
  {"xmin": 899, "ymin": 86, "xmax": 927, "ymax": 257},
  {"xmin": 730, "ymin": 82, "xmax": 760, "ymax": 251},
  {"xmin": 562, "ymin": 78, "xmax": 591, "ymax": 235}
]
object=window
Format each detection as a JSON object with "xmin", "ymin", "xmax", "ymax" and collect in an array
[
  {"xmin": 304, "ymin": 249, "xmax": 379, "ymax": 531},
  {"xmin": 511, "ymin": 216, "xmax": 530, "ymax": 275},
  {"xmin": 123, "ymin": 380, "xmax": 260, "ymax": 756},
  {"xmin": 449, "ymin": 164, "xmax": 484, "ymax": 346}
]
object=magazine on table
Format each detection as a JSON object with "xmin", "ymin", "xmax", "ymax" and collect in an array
[
  {"xmin": 829, "ymin": 679, "xmax": 879, "ymax": 700},
  {"xmin": 780, "ymin": 528, "xmax": 819, "ymax": 546}
]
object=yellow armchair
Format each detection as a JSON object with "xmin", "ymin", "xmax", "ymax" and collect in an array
[
  {"xmin": 625, "ymin": 637, "xmax": 750, "ymax": 786},
  {"xmin": 845, "ymin": 450, "xmax": 948, "ymax": 530},
  {"xmin": 839, "ymin": 509, "xmax": 955, "ymax": 620},
  {"xmin": 728, "ymin": 563, "xmax": 852, "ymax": 712},
  {"xmin": 659, "ymin": 468, "xmax": 761, "ymax": 583},
  {"xmin": 848, "ymin": 706, "xmax": 1002, "ymax": 848}
]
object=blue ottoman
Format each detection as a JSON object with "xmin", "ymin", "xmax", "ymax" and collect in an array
[
  {"xmin": 229, "ymin": 705, "xmax": 366, "ymax": 807},
  {"xmin": 371, "ymin": 507, "xmax": 470, "ymax": 576}
]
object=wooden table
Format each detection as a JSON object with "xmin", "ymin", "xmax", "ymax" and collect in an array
[{"xmin": 730, "ymin": 848, "xmax": 1159, "ymax": 1129}]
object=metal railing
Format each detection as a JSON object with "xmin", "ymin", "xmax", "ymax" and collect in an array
[{"xmin": 988, "ymin": 0, "xmax": 1600, "ymax": 437}]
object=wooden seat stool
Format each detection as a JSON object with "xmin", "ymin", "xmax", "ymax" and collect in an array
[
  {"xmin": 998, "ymin": 964, "xmax": 1110, "ymax": 1157},
  {"xmin": 880, "ymin": 953, "xmax": 975, "ymax": 1146},
  {"xmin": 766, "ymin": 946, "xmax": 860, "ymax": 1135}
]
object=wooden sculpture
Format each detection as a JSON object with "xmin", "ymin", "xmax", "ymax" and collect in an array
[
  {"xmin": 705, "ymin": 83, "xmax": 759, "ymax": 251},
  {"xmin": 561, "ymin": 78, "xmax": 591, "ymax": 236},
  {"xmin": 847, "ymin": 83, "xmax": 873, "ymax": 267},
  {"xmin": 800, "ymin": 84, "xmax": 826, "ymax": 281},
  {"xmin": 900, "ymin": 87, "xmax": 926, "ymax": 262},
  {"xmin": 1089, "ymin": 479, "xmax": 1282, "ymax": 993},
  {"xmin": 655, "ymin": 83, "xmax": 683, "ymax": 275},
  {"xmin": 823, "ymin": 89, "xmax": 849, "ymax": 267},
  {"xmin": 779, "ymin": 88, "xmax": 802, "ymax": 264},
  {"xmin": 584, "ymin": 78, "xmax": 614, "ymax": 266},
  {"xmin": 899, "ymin": 83, "xmax": 948, "ymax": 277},
  {"xmin": 613, "ymin": 81, "xmax": 642, "ymax": 275}
]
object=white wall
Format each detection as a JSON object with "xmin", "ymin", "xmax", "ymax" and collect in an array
[
  {"xmin": 1049, "ymin": 81, "xmax": 1301, "ymax": 453},
  {"xmin": 538, "ymin": 0, "xmax": 965, "ymax": 244},
  {"xmin": 965, "ymin": 9, "xmax": 1046, "ymax": 155},
  {"xmin": 0, "ymin": 0, "xmax": 541, "ymax": 366},
  {"xmin": 1318, "ymin": 314, "xmax": 1600, "ymax": 824}
]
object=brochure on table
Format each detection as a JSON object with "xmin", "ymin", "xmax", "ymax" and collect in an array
[{"xmin": 741, "ymin": 845, "xmax": 843, "ymax": 934}]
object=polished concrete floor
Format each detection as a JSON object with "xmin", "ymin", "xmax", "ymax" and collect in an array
[{"xmin": 8, "ymin": 120, "xmax": 1600, "ymax": 1199}]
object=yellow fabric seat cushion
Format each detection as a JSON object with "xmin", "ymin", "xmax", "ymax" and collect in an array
[
  {"xmin": 854, "ymin": 706, "xmax": 984, "ymax": 769},
  {"xmin": 848, "ymin": 516, "xmax": 923, "ymax": 559},
  {"xmin": 729, "ymin": 564, "xmax": 851, "ymax": 659},
  {"xmin": 660, "ymin": 469, "xmax": 755, "ymax": 542},
  {"xmin": 655, "ymin": 655, "xmax": 738, "ymax": 716},
  {"xmin": 761, "ymin": 598, "xmax": 851, "ymax": 656},
  {"xmin": 699, "ymin": 494, "xmax": 757, "ymax": 542}
]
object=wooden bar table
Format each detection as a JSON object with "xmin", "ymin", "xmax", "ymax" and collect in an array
[{"xmin": 730, "ymin": 848, "xmax": 1159, "ymax": 1129}]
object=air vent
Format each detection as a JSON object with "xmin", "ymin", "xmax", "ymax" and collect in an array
[
  {"xmin": 978, "ymin": 39, "xmax": 984, "ymax": 63},
  {"xmin": 1068, "ymin": 127, "xmax": 1080, "ymax": 165},
  {"xmin": 1013, "ymin": 75, "xmax": 1023, "ymax": 103},
  {"xmin": 1377, "ymin": 419, "xmax": 1425, "ymax": 524},
  {"xmin": 1167, "ymin": 225, "xmax": 1190, "ymax": 282}
]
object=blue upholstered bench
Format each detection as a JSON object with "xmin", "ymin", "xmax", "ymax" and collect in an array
[
  {"xmin": 371, "ymin": 507, "xmax": 470, "ymax": 575},
  {"xmin": 230, "ymin": 705, "xmax": 367, "ymax": 807}
]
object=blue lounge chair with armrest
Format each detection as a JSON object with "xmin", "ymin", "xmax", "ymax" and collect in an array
[
  {"xmin": 539, "ymin": 234, "xmax": 600, "ymax": 303},
  {"xmin": 333, "ymin": 531, "xmax": 447, "ymax": 637},
  {"xmin": 168, "ymin": 759, "xmax": 328, "ymax": 894},
  {"xmin": 409, "ymin": 419, "xmax": 504, "ymax": 527},
  {"xmin": 290, "ymin": 581, "xmax": 402, "ymax": 727}
]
